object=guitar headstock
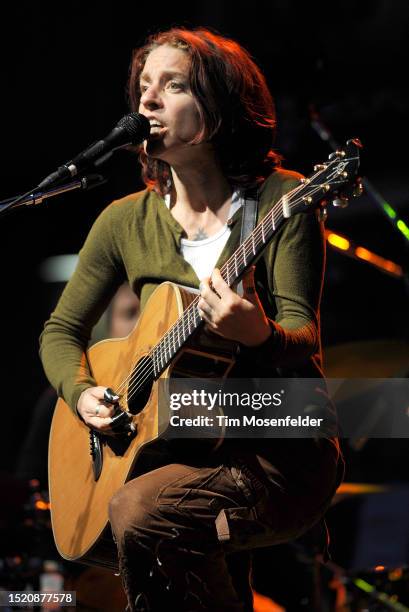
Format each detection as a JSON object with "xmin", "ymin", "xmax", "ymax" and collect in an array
[{"xmin": 290, "ymin": 138, "xmax": 363, "ymax": 218}]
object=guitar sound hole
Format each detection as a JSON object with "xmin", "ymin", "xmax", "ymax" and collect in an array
[{"xmin": 126, "ymin": 356, "xmax": 154, "ymax": 415}]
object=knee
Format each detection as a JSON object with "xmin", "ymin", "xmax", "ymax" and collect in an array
[
  {"xmin": 108, "ymin": 487, "xmax": 125, "ymax": 531},
  {"xmin": 108, "ymin": 482, "xmax": 154, "ymax": 544}
]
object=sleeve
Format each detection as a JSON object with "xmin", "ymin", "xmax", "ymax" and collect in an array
[
  {"xmin": 266, "ymin": 207, "xmax": 325, "ymax": 366},
  {"xmin": 39, "ymin": 202, "xmax": 127, "ymax": 413},
  {"xmin": 246, "ymin": 176, "xmax": 326, "ymax": 369}
]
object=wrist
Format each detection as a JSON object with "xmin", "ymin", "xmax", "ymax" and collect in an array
[
  {"xmin": 240, "ymin": 320, "xmax": 273, "ymax": 348},
  {"xmin": 239, "ymin": 319, "xmax": 278, "ymax": 355},
  {"xmin": 74, "ymin": 386, "xmax": 92, "ymax": 421}
]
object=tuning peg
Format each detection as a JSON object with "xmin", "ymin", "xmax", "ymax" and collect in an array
[
  {"xmin": 332, "ymin": 197, "xmax": 349, "ymax": 208},
  {"xmin": 329, "ymin": 150, "xmax": 346, "ymax": 160},
  {"xmin": 353, "ymin": 180, "xmax": 364, "ymax": 197},
  {"xmin": 314, "ymin": 164, "xmax": 327, "ymax": 171},
  {"xmin": 318, "ymin": 207, "xmax": 328, "ymax": 222}
]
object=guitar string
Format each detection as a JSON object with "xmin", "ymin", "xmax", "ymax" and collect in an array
[
  {"xmin": 112, "ymin": 179, "xmax": 308, "ymax": 402},
  {"xmin": 117, "ymin": 178, "xmax": 343, "ymax": 407},
  {"xmin": 112, "ymin": 155, "xmax": 354, "ymax": 404},
  {"xmin": 116, "ymin": 172, "xmax": 349, "ymax": 408}
]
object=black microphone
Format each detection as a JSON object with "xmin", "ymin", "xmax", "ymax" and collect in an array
[{"xmin": 37, "ymin": 112, "xmax": 150, "ymax": 189}]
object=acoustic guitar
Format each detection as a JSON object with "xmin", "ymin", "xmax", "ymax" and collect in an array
[{"xmin": 48, "ymin": 140, "xmax": 362, "ymax": 569}]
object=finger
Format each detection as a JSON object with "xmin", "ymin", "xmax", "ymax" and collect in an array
[
  {"xmin": 210, "ymin": 268, "xmax": 232, "ymax": 299},
  {"xmin": 93, "ymin": 387, "xmax": 121, "ymax": 411},
  {"xmin": 199, "ymin": 277, "xmax": 221, "ymax": 310},
  {"xmin": 198, "ymin": 301, "xmax": 221, "ymax": 331},
  {"xmin": 104, "ymin": 387, "xmax": 120, "ymax": 404},
  {"xmin": 198, "ymin": 297, "xmax": 213, "ymax": 319},
  {"xmin": 85, "ymin": 415, "xmax": 114, "ymax": 431},
  {"xmin": 199, "ymin": 277, "xmax": 212, "ymax": 296},
  {"xmin": 92, "ymin": 386, "xmax": 112, "ymax": 400},
  {"xmin": 198, "ymin": 306, "xmax": 214, "ymax": 327},
  {"xmin": 89, "ymin": 402, "xmax": 117, "ymax": 419}
]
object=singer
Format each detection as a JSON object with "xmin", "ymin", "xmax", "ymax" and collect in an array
[{"xmin": 40, "ymin": 28, "xmax": 343, "ymax": 611}]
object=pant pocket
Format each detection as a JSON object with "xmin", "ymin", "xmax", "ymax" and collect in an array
[{"xmin": 215, "ymin": 505, "xmax": 270, "ymax": 551}]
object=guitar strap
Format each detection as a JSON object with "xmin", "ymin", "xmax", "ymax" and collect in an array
[{"xmin": 237, "ymin": 186, "xmax": 259, "ymax": 296}]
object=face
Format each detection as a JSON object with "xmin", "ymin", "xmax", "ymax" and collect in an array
[{"xmin": 138, "ymin": 45, "xmax": 207, "ymax": 165}]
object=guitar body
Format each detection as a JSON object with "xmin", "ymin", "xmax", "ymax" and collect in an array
[{"xmin": 48, "ymin": 281, "xmax": 236, "ymax": 568}]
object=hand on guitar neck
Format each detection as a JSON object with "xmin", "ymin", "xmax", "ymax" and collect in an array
[{"xmin": 198, "ymin": 266, "xmax": 273, "ymax": 347}]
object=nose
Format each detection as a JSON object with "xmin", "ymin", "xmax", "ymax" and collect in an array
[{"xmin": 139, "ymin": 84, "xmax": 163, "ymax": 112}]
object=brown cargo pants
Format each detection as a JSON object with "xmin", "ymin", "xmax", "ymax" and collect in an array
[{"xmin": 108, "ymin": 438, "xmax": 342, "ymax": 611}]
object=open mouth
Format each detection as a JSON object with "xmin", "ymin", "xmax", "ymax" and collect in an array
[{"xmin": 149, "ymin": 121, "xmax": 165, "ymax": 135}]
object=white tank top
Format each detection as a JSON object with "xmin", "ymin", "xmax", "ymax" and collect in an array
[{"xmin": 164, "ymin": 191, "xmax": 243, "ymax": 280}]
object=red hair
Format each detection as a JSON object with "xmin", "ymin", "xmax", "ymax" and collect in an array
[{"xmin": 128, "ymin": 28, "xmax": 281, "ymax": 194}]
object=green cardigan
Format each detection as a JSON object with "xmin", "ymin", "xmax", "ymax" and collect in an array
[{"xmin": 39, "ymin": 168, "xmax": 325, "ymax": 413}]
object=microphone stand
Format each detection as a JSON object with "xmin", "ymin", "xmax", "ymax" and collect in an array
[{"xmin": 0, "ymin": 173, "xmax": 107, "ymax": 217}]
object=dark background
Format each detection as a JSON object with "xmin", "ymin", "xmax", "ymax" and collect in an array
[{"xmin": 1, "ymin": 0, "xmax": 409, "ymax": 589}]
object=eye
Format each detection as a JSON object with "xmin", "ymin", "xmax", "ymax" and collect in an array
[
  {"xmin": 167, "ymin": 80, "xmax": 184, "ymax": 91},
  {"xmin": 140, "ymin": 83, "xmax": 148, "ymax": 94}
]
